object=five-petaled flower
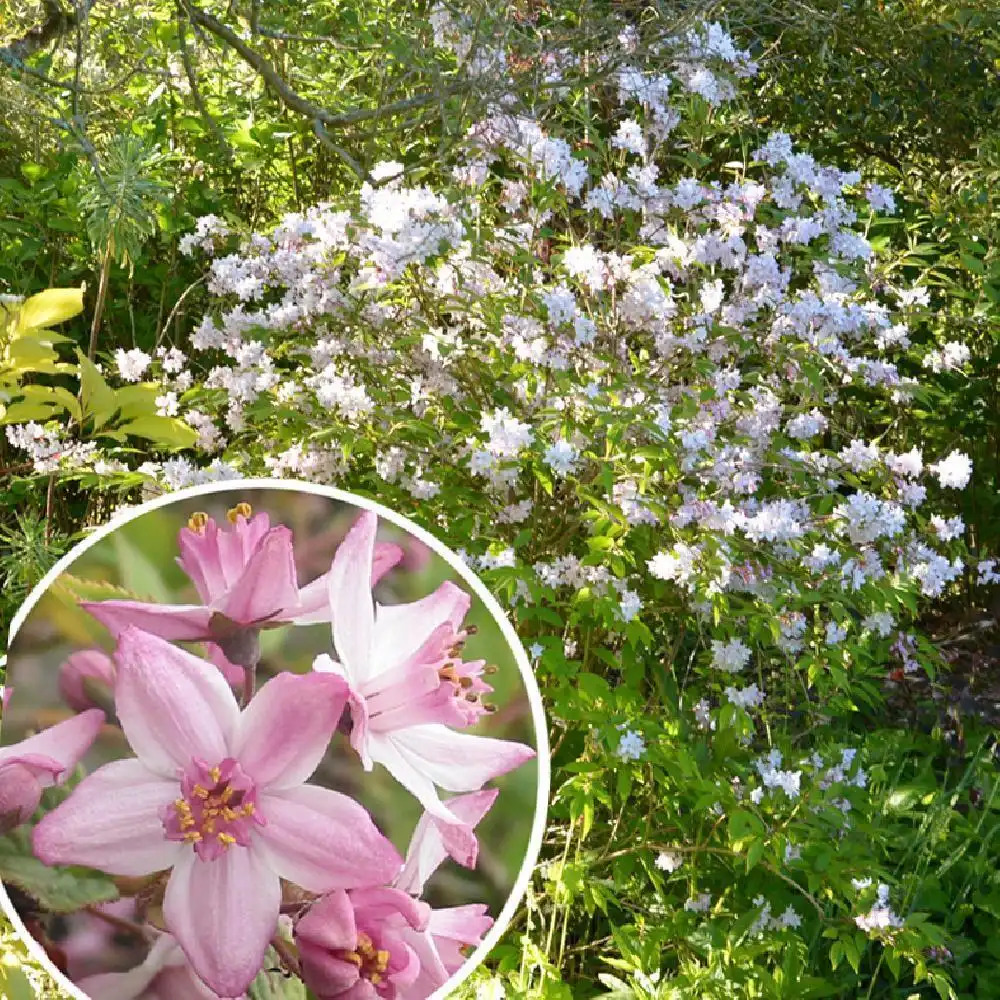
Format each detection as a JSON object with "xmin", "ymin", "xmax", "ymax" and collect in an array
[
  {"xmin": 33, "ymin": 626, "xmax": 402, "ymax": 997},
  {"xmin": 314, "ymin": 511, "xmax": 536, "ymax": 865}
]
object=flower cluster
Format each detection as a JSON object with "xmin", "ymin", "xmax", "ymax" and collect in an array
[{"xmin": 4, "ymin": 503, "xmax": 534, "ymax": 999}]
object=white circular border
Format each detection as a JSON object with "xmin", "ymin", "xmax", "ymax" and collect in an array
[{"xmin": 1, "ymin": 478, "xmax": 550, "ymax": 1000}]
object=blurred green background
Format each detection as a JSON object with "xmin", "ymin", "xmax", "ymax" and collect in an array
[{"xmin": 2, "ymin": 488, "xmax": 539, "ymax": 960}]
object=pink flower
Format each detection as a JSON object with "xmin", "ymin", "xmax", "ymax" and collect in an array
[
  {"xmin": 59, "ymin": 649, "xmax": 117, "ymax": 712},
  {"xmin": 34, "ymin": 627, "xmax": 402, "ymax": 997},
  {"xmin": 78, "ymin": 932, "xmax": 242, "ymax": 1000},
  {"xmin": 295, "ymin": 888, "xmax": 429, "ymax": 1000},
  {"xmin": 395, "ymin": 789, "xmax": 498, "ymax": 893},
  {"xmin": 80, "ymin": 504, "xmax": 403, "ymax": 645},
  {"xmin": 314, "ymin": 512, "xmax": 535, "ymax": 861},
  {"xmin": 396, "ymin": 905, "xmax": 493, "ymax": 999},
  {"xmin": 0, "ymin": 708, "xmax": 104, "ymax": 833}
]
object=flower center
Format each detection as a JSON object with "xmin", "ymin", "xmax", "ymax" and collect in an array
[
  {"xmin": 162, "ymin": 758, "xmax": 264, "ymax": 861},
  {"xmin": 340, "ymin": 931, "xmax": 391, "ymax": 988}
]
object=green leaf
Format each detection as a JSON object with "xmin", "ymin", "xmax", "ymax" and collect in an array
[
  {"xmin": 0, "ymin": 834, "xmax": 118, "ymax": 913},
  {"xmin": 118, "ymin": 415, "xmax": 198, "ymax": 448},
  {"xmin": 77, "ymin": 351, "xmax": 117, "ymax": 429},
  {"xmin": 111, "ymin": 530, "xmax": 172, "ymax": 602},
  {"xmin": 248, "ymin": 951, "xmax": 307, "ymax": 1000},
  {"xmin": 15, "ymin": 287, "xmax": 84, "ymax": 334}
]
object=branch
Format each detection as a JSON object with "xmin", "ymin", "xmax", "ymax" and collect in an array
[
  {"xmin": 3, "ymin": 0, "xmax": 73, "ymax": 64},
  {"xmin": 175, "ymin": 6, "xmax": 235, "ymax": 164},
  {"xmin": 313, "ymin": 119, "xmax": 365, "ymax": 179},
  {"xmin": 177, "ymin": 0, "xmax": 460, "ymax": 129}
]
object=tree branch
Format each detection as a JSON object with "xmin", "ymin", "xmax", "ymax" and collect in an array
[
  {"xmin": 175, "ymin": 6, "xmax": 235, "ymax": 164},
  {"xmin": 177, "ymin": 0, "xmax": 460, "ymax": 129}
]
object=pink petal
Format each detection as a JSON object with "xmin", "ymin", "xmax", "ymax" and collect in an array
[
  {"xmin": 429, "ymin": 903, "xmax": 493, "ymax": 946},
  {"xmin": 164, "ymin": 848, "xmax": 280, "ymax": 998},
  {"xmin": 372, "ymin": 541, "xmax": 405, "ymax": 586},
  {"xmin": 390, "ymin": 724, "xmax": 536, "ymax": 792},
  {"xmin": 366, "ymin": 733, "xmax": 457, "ymax": 824},
  {"xmin": 32, "ymin": 758, "xmax": 183, "ymax": 875},
  {"xmin": 77, "ymin": 934, "xmax": 177, "ymax": 1000},
  {"xmin": 396, "ymin": 789, "xmax": 499, "ymax": 894},
  {"xmin": 311, "ymin": 655, "xmax": 372, "ymax": 768},
  {"xmin": 81, "ymin": 601, "xmax": 214, "ymax": 642},
  {"xmin": 233, "ymin": 672, "xmax": 347, "ymax": 790},
  {"xmin": 295, "ymin": 890, "xmax": 357, "ymax": 953},
  {"xmin": 177, "ymin": 518, "xmax": 226, "ymax": 604},
  {"xmin": 59, "ymin": 650, "xmax": 116, "ymax": 712},
  {"xmin": 254, "ymin": 784, "xmax": 401, "ymax": 893},
  {"xmin": 292, "ymin": 540, "xmax": 404, "ymax": 626},
  {"xmin": 327, "ymin": 512, "xmax": 377, "ymax": 684},
  {"xmin": 0, "ymin": 707, "xmax": 104, "ymax": 775},
  {"xmin": 221, "ymin": 526, "xmax": 300, "ymax": 625},
  {"xmin": 372, "ymin": 581, "xmax": 471, "ymax": 674},
  {"xmin": 0, "ymin": 763, "xmax": 44, "ymax": 832},
  {"xmin": 350, "ymin": 887, "xmax": 430, "ymax": 931},
  {"xmin": 115, "ymin": 628, "xmax": 239, "ymax": 777}
]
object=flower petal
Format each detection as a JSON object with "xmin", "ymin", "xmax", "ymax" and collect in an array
[
  {"xmin": 0, "ymin": 707, "xmax": 104, "ymax": 775},
  {"xmin": 389, "ymin": 724, "xmax": 535, "ymax": 792},
  {"xmin": 292, "ymin": 540, "xmax": 405, "ymax": 626},
  {"xmin": 221, "ymin": 526, "xmax": 300, "ymax": 625},
  {"xmin": 396, "ymin": 789, "xmax": 499, "ymax": 894},
  {"xmin": 32, "ymin": 758, "xmax": 182, "ymax": 875},
  {"xmin": 115, "ymin": 627, "xmax": 240, "ymax": 777},
  {"xmin": 254, "ymin": 784, "xmax": 401, "ymax": 892},
  {"xmin": 77, "ymin": 934, "xmax": 180, "ymax": 1000},
  {"xmin": 164, "ymin": 847, "xmax": 280, "ymax": 998},
  {"xmin": 372, "ymin": 581, "xmax": 471, "ymax": 674},
  {"xmin": 81, "ymin": 601, "xmax": 214, "ymax": 642},
  {"xmin": 327, "ymin": 512, "xmax": 377, "ymax": 684},
  {"xmin": 233, "ymin": 671, "xmax": 347, "ymax": 790}
]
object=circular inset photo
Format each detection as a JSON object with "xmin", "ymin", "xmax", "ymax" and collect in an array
[{"xmin": 0, "ymin": 482, "xmax": 547, "ymax": 1000}]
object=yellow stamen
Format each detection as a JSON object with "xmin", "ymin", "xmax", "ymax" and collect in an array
[
  {"xmin": 188, "ymin": 512, "xmax": 209, "ymax": 533},
  {"xmin": 343, "ymin": 951, "xmax": 362, "ymax": 967},
  {"xmin": 370, "ymin": 973, "xmax": 382, "ymax": 986},
  {"xmin": 375, "ymin": 950, "xmax": 390, "ymax": 972},
  {"xmin": 227, "ymin": 502, "xmax": 253, "ymax": 523},
  {"xmin": 192, "ymin": 785, "xmax": 209, "ymax": 799},
  {"xmin": 209, "ymin": 766, "xmax": 222, "ymax": 783},
  {"xmin": 217, "ymin": 833, "xmax": 237, "ymax": 846},
  {"xmin": 183, "ymin": 831, "xmax": 202, "ymax": 842}
]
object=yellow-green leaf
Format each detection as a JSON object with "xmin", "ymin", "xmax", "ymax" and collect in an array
[
  {"xmin": 77, "ymin": 351, "xmax": 117, "ymax": 429},
  {"xmin": 15, "ymin": 286, "xmax": 85, "ymax": 334},
  {"xmin": 119, "ymin": 414, "xmax": 198, "ymax": 448}
]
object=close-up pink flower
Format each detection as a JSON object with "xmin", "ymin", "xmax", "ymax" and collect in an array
[
  {"xmin": 33, "ymin": 626, "xmax": 402, "ymax": 997},
  {"xmin": 294, "ymin": 888, "xmax": 430, "ymax": 1000},
  {"xmin": 79, "ymin": 504, "xmax": 404, "ymax": 646},
  {"xmin": 314, "ymin": 511, "xmax": 535, "ymax": 862},
  {"xmin": 0, "ymin": 707, "xmax": 105, "ymax": 833}
]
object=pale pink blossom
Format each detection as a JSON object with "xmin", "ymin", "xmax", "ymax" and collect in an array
[
  {"xmin": 81, "ymin": 505, "xmax": 403, "ymax": 644},
  {"xmin": 314, "ymin": 512, "xmax": 535, "ymax": 863},
  {"xmin": 34, "ymin": 627, "xmax": 401, "ymax": 997},
  {"xmin": 0, "ymin": 708, "xmax": 104, "ymax": 832}
]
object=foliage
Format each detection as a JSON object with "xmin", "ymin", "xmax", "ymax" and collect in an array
[{"xmin": 0, "ymin": 1, "xmax": 996, "ymax": 999}]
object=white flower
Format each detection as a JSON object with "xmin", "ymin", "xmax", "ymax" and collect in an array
[
  {"xmin": 114, "ymin": 348, "xmax": 151, "ymax": 382},
  {"xmin": 655, "ymin": 851, "xmax": 683, "ymax": 873},
  {"xmin": 711, "ymin": 638, "xmax": 751, "ymax": 673},
  {"xmin": 617, "ymin": 729, "xmax": 646, "ymax": 760},
  {"xmin": 930, "ymin": 450, "xmax": 972, "ymax": 489},
  {"xmin": 544, "ymin": 439, "xmax": 579, "ymax": 477}
]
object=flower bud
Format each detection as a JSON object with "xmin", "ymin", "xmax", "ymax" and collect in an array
[{"xmin": 59, "ymin": 649, "xmax": 116, "ymax": 712}]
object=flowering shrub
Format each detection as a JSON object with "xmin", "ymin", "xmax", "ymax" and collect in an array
[
  {"xmin": 1, "ymin": 496, "xmax": 537, "ymax": 998},
  {"xmin": 1, "ymin": 6, "xmax": 998, "ymax": 999}
]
